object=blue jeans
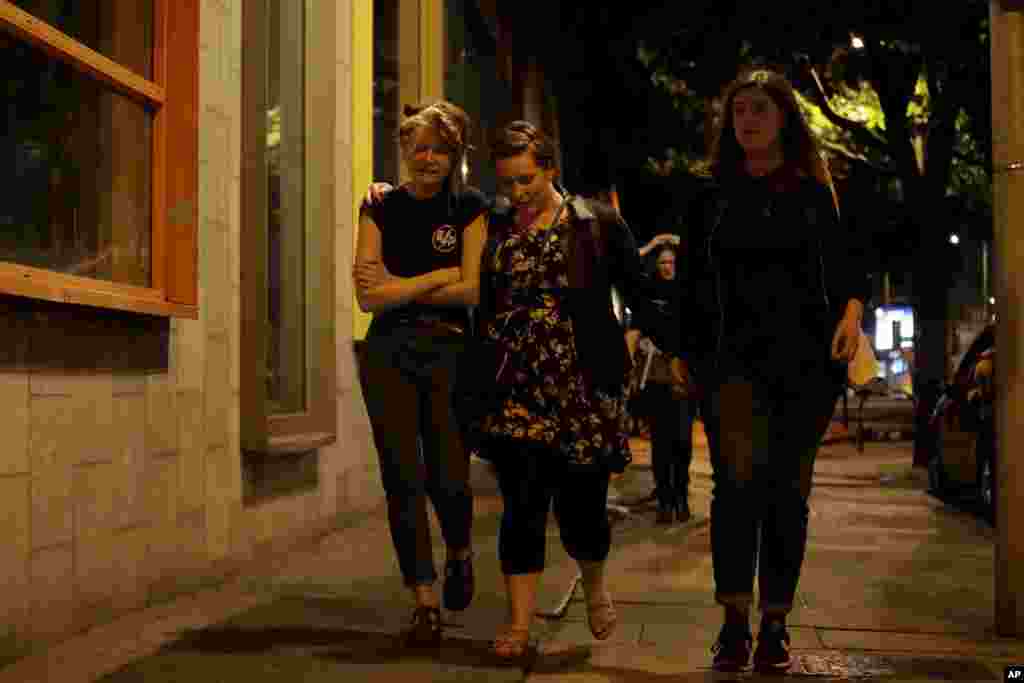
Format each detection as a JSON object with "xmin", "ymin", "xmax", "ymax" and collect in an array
[
  {"xmin": 357, "ymin": 325, "xmax": 472, "ymax": 587},
  {"xmin": 700, "ymin": 372, "xmax": 839, "ymax": 614}
]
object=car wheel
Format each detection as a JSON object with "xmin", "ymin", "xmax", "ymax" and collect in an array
[
  {"xmin": 926, "ymin": 421, "xmax": 947, "ymax": 496},
  {"xmin": 977, "ymin": 439, "xmax": 996, "ymax": 526},
  {"xmin": 928, "ymin": 451, "xmax": 946, "ymax": 496}
]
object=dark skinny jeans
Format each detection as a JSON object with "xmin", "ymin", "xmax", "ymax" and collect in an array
[
  {"xmin": 646, "ymin": 385, "xmax": 695, "ymax": 508},
  {"xmin": 699, "ymin": 370, "xmax": 840, "ymax": 614},
  {"xmin": 357, "ymin": 325, "xmax": 473, "ymax": 587}
]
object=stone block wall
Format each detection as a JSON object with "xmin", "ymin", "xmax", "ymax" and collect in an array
[{"xmin": 0, "ymin": 0, "xmax": 380, "ymax": 657}]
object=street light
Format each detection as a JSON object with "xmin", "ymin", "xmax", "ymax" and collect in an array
[
  {"xmin": 851, "ymin": 34, "xmax": 865, "ymax": 49},
  {"xmin": 990, "ymin": 297, "xmax": 996, "ymax": 305},
  {"xmin": 949, "ymin": 233, "xmax": 961, "ymax": 245}
]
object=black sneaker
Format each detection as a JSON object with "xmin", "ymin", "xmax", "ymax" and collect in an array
[
  {"xmin": 711, "ymin": 622, "xmax": 752, "ymax": 671},
  {"xmin": 656, "ymin": 503, "xmax": 674, "ymax": 525},
  {"xmin": 443, "ymin": 555, "xmax": 474, "ymax": 611},
  {"xmin": 754, "ymin": 619, "xmax": 793, "ymax": 672},
  {"xmin": 677, "ymin": 500, "xmax": 692, "ymax": 523},
  {"xmin": 402, "ymin": 605, "xmax": 442, "ymax": 648}
]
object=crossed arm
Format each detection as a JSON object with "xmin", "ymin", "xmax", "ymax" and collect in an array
[{"xmin": 353, "ymin": 211, "xmax": 487, "ymax": 313}]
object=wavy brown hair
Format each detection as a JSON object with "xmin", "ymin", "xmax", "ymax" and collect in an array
[
  {"xmin": 398, "ymin": 100, "xmax": 474, "ymax": 194},
  {"xmin": 709, "ymin": 69, "xmax": 829, "ymax": 187},
  {"xmin": 489, "ymin": 120, "xmax": 560, "ymax": 175}
]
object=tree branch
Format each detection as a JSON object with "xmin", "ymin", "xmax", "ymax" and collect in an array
[
  {"xmin": 952, "ymin": 147, "xmax": 989, "ymax": 171},
  {"xmin": 804, "ymin": 64, "xmax": 889, "ymax": 151},
  {"xmin": 869, "ymin": 48, "xmax": 922, "ymax": 182},
  {"xmin": 819, "ymin": 140, "xmax": 898, "ymax": 176}
]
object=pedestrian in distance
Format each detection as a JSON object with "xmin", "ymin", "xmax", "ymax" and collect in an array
[
  {"xmin": 669, "ymin": 69, "xmax": 869, "ymax": 673},
  {"xmin": 353, "ymin": 100, "xmax": 487, "ymax": 648},
  {"xmin": 631, "ymin": 239, "xmax": 696, "ymax": 525}
]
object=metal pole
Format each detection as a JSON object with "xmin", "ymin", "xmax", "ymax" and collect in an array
[{"xmin": 991, "ymin": 0, "xmax": 1024, "ymax": 638}]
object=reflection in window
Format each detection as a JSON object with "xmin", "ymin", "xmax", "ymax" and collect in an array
[
  {"xmin": 373, "ymin": 0, "xmax": 400, "ymax": 185},
  {"xmin": 9, "ymin": 0, "xmax": 154, "ymax": 79},
  {"xmin": 0, "ymin": 26, "xmax": 152, "ymax": 286},
  {"xmin": 266, "ymin": 0, "xmax": 306, "ymax": 415}
]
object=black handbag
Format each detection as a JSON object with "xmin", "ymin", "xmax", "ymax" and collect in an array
[
  {"xmin": 452, "ymin": 229, "xmax": 513, "ymax": 452},
  {"xmin": 452, "ymin": 313, "xmax": 514, "ymax": 452}
]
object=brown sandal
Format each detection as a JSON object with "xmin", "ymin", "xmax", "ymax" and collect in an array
[
  {"xmin": 587, "ymin": 596, "xmax": 617, "ymax": 640},
  {"xmin": 491, "ymin": 625, "xmax": 530, "ymax": 659}
]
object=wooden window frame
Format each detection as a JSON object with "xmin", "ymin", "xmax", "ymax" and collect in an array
[
  {"xmin": 0, "ymin": 1, "xmax": 198, "ymax": 319},
  {"xmin": 240, "ymin": 0, "xmax": 336, "ymax": 456}
]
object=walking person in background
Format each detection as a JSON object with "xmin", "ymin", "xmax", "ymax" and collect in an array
[
  {"xmin": 669, "ymin": 69, "xmax": 869, "ymax": 673},
  {"xmin": 632, "ymin": 240, "xmax": 696, "ymax": 524},
  {"xmin": 353, "ymin": 101, "xmax": 488, "ymax": 647}
]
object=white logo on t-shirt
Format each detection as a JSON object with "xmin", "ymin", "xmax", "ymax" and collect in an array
[{"xmin": 432, "ymin": 225, "xmax": 457, "ymax": 253}]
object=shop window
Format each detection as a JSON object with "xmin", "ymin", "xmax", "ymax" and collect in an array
[
  {"xmin": 0, "ymin": 1, "xmax": 199, "ymax": 317},
  {"xmin": 374, "ymin": 0, "xmax": 400, "ymax": 185},
  {"xmin": 240, "ymin": 0, "xmax": 336, "ymax": 455}
]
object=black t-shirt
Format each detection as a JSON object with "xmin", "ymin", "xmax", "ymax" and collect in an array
[{"xmin": 362, "ymin": 184, "xmax": 489, "ymax": 331}]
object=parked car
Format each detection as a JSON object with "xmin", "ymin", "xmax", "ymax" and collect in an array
[{"xmin": 926, "ymin": 324, "xmax": 997, "ymax": 524}]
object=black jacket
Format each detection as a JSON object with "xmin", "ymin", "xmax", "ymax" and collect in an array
[
  {"xmin": 631, "ymin": 271, "xmax": 682, "ymax": 355},
  {"xmin": 672, "ymin": 170, "xmax": 870, "ymax": 385},
  {"xmin": 477, "ymin": 195, "xmax": 654, "ymax": 393}
]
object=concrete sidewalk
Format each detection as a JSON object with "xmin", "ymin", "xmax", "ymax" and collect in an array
[{"xmin": 2, "ymin": 436, "xmax": 1022, "ymax": 682}]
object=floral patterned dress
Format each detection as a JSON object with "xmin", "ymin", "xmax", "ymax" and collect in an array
[{"xmin": 481, "ymin": 217, "xmax": 633, "ymax": 469}]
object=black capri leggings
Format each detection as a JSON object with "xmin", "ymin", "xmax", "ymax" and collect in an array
[{"xmin": 487, "ymin": 438, "xmax": 611, "ymax": 575}]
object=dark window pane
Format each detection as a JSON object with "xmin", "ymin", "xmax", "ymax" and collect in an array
[
  {"xmin": 265, "ymin": 0, "xmax": 305, "ymax": 415},
  {"xmin": 1, "ymin": 32, "xmax": 152, "ymax": 286},
  {"xmin": 373, "ymin": 0, "xmax": 399, "ymax": 184},
  {"xmin": 9, "ymin": 0, "xmax": 154, "ymax": 80}
]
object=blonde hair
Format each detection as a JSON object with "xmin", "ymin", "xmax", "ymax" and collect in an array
[{"xmin": 397, "ymin": 100, "xmax": 473, "ymax": 194}]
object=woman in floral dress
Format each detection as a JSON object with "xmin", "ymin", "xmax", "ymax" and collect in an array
[{"xmin": 476, "ymin": 121, "xmax": 661, "ymax": 658}]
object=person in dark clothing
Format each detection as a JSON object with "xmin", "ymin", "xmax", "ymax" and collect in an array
[
  {"xmin": 633, "ymin": 242, "xmax": 695, "ymax": 524},
  {"xmin": 354, "ymin": 101, "xmax": 488, "ymax": 647},
  {"xmin": 665, "ymin": 70, "xmax": 869, "ymax": 673}
]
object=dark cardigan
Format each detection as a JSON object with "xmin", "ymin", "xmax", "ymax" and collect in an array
[
  {"xmin": 476, "ymin": 195, "xmax": 652, "ymax": 393},
  {"xmin": 673, "ymin": 171, "xmax": 871, "ymax": 385}
]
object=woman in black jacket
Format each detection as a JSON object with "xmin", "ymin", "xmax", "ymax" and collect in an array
[
  {"xmin": 633, "ymin": 242, "xmax": 696, "ymax": 524},
  {"xmin": 671, "ymin": 70, "xmax": 869, "ymax": 673}
]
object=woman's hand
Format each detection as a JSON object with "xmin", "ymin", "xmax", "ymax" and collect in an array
[
  {"xmin": 353, "ymin": 259, "xmax": 393, "ymax": 291},
  {"xmin": 361, "ymin": 182, "xmax": 395, "ymax": 209},
  {"xmin": 831, "ymin": 312, "xmax": 861, "ymax": 362},
  {"xmin": 638, "ymin": 233, "xmax": 679, "ymax": 257},
  {"xmin": 669, "ymin": 356, "xmax": 693, "ymax": 395}
]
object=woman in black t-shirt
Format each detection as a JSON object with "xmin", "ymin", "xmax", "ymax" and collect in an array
[{"xmin": 353, "ymin": 101, "xmax": 489, "ymax": 647}]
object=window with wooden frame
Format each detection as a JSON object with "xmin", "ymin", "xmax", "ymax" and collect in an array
[
  {"xmin": 240, "ymin": 0, "xmax": 336, "ymax": 456},
  {"xmin": 0, "ymin": 1, "xmax": 198, "ymax": 318}
]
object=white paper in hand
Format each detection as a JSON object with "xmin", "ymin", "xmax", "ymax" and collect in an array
[{"xmin": 848, "ymin": 329, "xmax": 879, "ymax": 387}]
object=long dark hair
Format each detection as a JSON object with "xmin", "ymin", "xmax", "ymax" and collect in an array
[{"xmin": 709, "ymin": 69, "xmax": 829, "ymax": 186}]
